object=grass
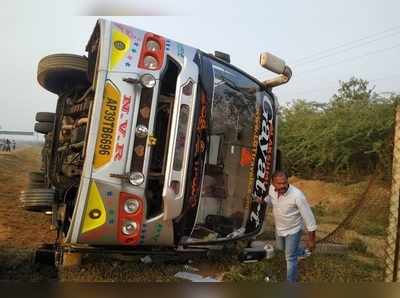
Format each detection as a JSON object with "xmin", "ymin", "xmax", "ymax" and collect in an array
[
  {"xmin": 0, "ymin": 245, "xmax": 384, "ymax": 282},
  {"xmin": 348, "ymin": 238, "xmax": 368, "ymax": 254},
  {"xmin": 356, "ymin": 221, "xmax": 387, "ymax": 237},
  {"xmin": 218, "ymin": 250, "xmax": 383, "ymax": 282},
  {"xmin": 0, "ymin": 248, "xmax": 58, "ymax": 281}
]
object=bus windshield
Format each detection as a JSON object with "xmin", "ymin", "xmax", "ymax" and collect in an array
[{"xmin": 190, "ymin": 55, "xmax": 266, "ymax": 241}]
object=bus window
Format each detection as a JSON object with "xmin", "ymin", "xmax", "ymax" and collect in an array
[
  {"xmin": 173, "ymin": 104, "xmax": 190, "ymax": 171},
  {"xmin": 191, "ymin": 56, "xmax": 266, "ymax": 240}
]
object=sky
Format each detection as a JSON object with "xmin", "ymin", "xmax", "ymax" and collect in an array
[{"xmin": 1, "ymin": 0, "xmax": 400, "ymax": 131}]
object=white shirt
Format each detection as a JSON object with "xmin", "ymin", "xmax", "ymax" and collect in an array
[{"xmin": 265, "ymin": 185, "xmax": 317, "ymax": 237}]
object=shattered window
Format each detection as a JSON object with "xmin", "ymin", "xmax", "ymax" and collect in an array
[{"xmin": 190, "ymin": 56, "xmax": 266, "ymax": 241}]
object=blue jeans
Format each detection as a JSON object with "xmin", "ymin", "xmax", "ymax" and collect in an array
[{"xmin": 276, "ymin": 230, "xmax": 305, "ymax": 283}]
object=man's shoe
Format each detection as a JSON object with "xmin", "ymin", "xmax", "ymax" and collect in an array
[{"xmin": 298, "ymin": 248, "xmax": 311, "ymax": 260}]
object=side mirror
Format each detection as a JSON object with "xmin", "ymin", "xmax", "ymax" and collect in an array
[
  {"xmin": 259, "ymin": 52, "xmax": 292, "ymax": 88},
  {"xmin": 260, "ymin": 52, "xmax": 286, "ymax": 74}
]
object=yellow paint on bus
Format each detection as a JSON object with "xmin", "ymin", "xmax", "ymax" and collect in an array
[
  {"xmin": 109, "ymin": 28, "xmax": 131, "ymax": 70},
  {"xmin": 81, "ymin": 181, "xmax": 107, "ymax": 234}
]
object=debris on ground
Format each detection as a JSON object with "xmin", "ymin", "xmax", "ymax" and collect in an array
[
  {"xmin": 174, "ymin": 271, "xmax": 220, "ymax": 282},
  {"xmin": 183, "ymin": 264, "xmax": 199, "ymax": 272},
  {"xmin": 140, "ymin": 255, "xmax": 152, "ymax": 264}
]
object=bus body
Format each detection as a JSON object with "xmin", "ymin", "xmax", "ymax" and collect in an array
[{"xmin": 30, "ymin": 19, "xmax": 291, "ymax": 255}]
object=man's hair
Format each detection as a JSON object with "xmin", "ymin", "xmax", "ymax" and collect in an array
[{"xmin": 272, "ymin": 170, "xmax": 288, "ymax": 180}]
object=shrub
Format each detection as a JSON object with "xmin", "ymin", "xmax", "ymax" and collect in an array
[
  {"xmin": 349, "ymin": 238, "xmax": 368, "ymax": 254},
  {"xmin": 278, "ymin": 77, "xmax": 399, "ymax": 180}
]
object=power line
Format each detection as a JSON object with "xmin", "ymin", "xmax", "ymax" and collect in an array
[
  {"xmin": 293, "ymin": 30, "xmax": 400, "ymax": 67},
  {"xmin": 295, "ymin": 43, "xmax": 400, "ymax": 77},
  {"xmin": 280, "ymin": 74, "xmax": 400, "ymax": 98},
  {"xmin": 290, "ymin": 25, "xmax": 400, "ymax": 64}
]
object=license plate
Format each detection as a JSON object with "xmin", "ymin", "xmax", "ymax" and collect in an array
[{"xmin": 94, "ymin": 80, "xmax": 121, "ymax": 169}]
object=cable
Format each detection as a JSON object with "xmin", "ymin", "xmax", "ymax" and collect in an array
[
  {"xmin": 290, "ymin": 25, "xmax": 400, "ymax": 64},
  {"xmin": 295, "ymin": 43, "xmax": 400, "ymax": 77},
  {"xmin": 281, "ymin": 74, "xmax": 400, "ymax": 98},
  {"xmin": 293, "ymin": 30, "xmax": 400, "ymax": 67}
]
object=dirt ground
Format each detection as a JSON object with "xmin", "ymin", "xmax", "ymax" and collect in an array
[
  {"xmin": 0, "ymin": 146, "xmax": 387, "ymax": 281},
  {"xmin": 0, "ymin": 146, "xmax": 55, "ymax": 248},
  {"xmin": 0, "ymin": 146, "xmax": 58, "ymax": 280}
]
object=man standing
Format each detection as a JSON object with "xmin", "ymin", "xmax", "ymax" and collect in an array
[
  {"xmin": 5, "ymin": 139, "xmax": 11, "ymax": 152},
  {"xmin": 257, "ymin": 171, "xmax": 317, "ymax": 283}
]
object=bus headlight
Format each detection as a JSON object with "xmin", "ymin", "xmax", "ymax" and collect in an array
[
  {"xmin": 129, "ymin": 172, "xmax": 145, "ymax": 186},
  {"xmin": 135, "ymin": 125, "xmax": 148, "ymax": 138},
  {"xmin": 143, "ymin": 55, "xmax": 158, "ymax": 70},
  {"xmin": 140, "ymin": 73, "xmax": 156, "ymax": 88},
  {"xmin": 124, "ymin": 199, "xmax": 140, "ymax": 214},
  {"xmin": 121, "ymin": 220, "xmax": 138, "ymax": 235}
]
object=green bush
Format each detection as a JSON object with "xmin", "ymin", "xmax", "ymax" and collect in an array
[
  {"xmin": 348, "ymin": 238, "xmax": 368, "ymax": 254},
  {"xmin": 356, "ymin": 221, "xmax": 386, "ymax": 237},
  {"xmin": 312, "ymin": 202, "xmax": 327, "ymax": 217},
  {"xmin": 278, "ymin": 77, "xmax": 399, "ymax": 180}
]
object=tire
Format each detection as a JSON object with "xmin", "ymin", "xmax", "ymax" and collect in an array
[
  {"xmin": 20, "ymin": 188, "xmax": 55, "ymax": 199},
  {"xmin": 19, "ymin": 188, "xmax": 55, "ymax": 212},
  {"xmin": 20, "ymin": 188, "xmax": 53, "ymax": 193},
  {"xmin": 37, "ymin": 54, "xmax": 89, "ymax": 95},
  {"xmin": 29, "ymin": 182, "xmax": 46, "ymax": 189},
  {"xmin": 35, "ymin": 112, "xmax": 55, "ymax": 122},
  {"xmin": 34, "ymin": 122, "xmax": 53, "ymax": 134},
  {"xmin": 29, "ymin": 172, "xmax": 45, "ymax": 182}
]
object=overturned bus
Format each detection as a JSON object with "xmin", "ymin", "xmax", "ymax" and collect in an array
[{"xmin": 25, "ymin": 19, "xmax": 292, "ymax": 265}]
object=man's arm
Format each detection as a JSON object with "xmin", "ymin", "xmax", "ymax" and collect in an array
[
  {"xmin": 307, "ymin": 231, "xmax": 316, "ymax": 251},
  {"xmin": 296, "ymin": 193, "xmax": 317, "ymax": 251}
]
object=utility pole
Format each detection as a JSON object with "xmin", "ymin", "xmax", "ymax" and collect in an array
[{"xmin": 384, "ymin": 106, "xmax": 400, "ymax": 282}]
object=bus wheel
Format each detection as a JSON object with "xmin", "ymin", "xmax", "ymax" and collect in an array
[
  {"xmin": 35, "ymin": 112, "xmax": 56, "ymax": 122},
  {"xmin": 37, "ymin": 54, "xmax": 89, "ymax": 95},
  {"xmin": 19, "ymin": 188, "xmax": 54, "ymax": 212},
  {"xmin": 34, "ymin": 122, "xmax": 53, "ymax": 134},
  {"xmin": 29, "ymin": 171, "xmax": 45, "ymax": 183}
]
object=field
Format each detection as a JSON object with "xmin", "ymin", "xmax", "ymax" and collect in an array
[{"xmin": 0, "ymin": 146, "xmax": 388, "ymax": 281}]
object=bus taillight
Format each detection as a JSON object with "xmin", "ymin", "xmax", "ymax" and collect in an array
[
  {"xmin": 138, "ymin": 33, "xmax": 165, "ymax": 70},
  {"xmin": 118, "ymin": 193, "xmax": 144, "ymax": 245}
]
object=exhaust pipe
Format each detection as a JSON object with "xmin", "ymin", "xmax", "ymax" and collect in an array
[{"xmin": 260, "ymin": 52, "xmax": 292, "ymax": 88}]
